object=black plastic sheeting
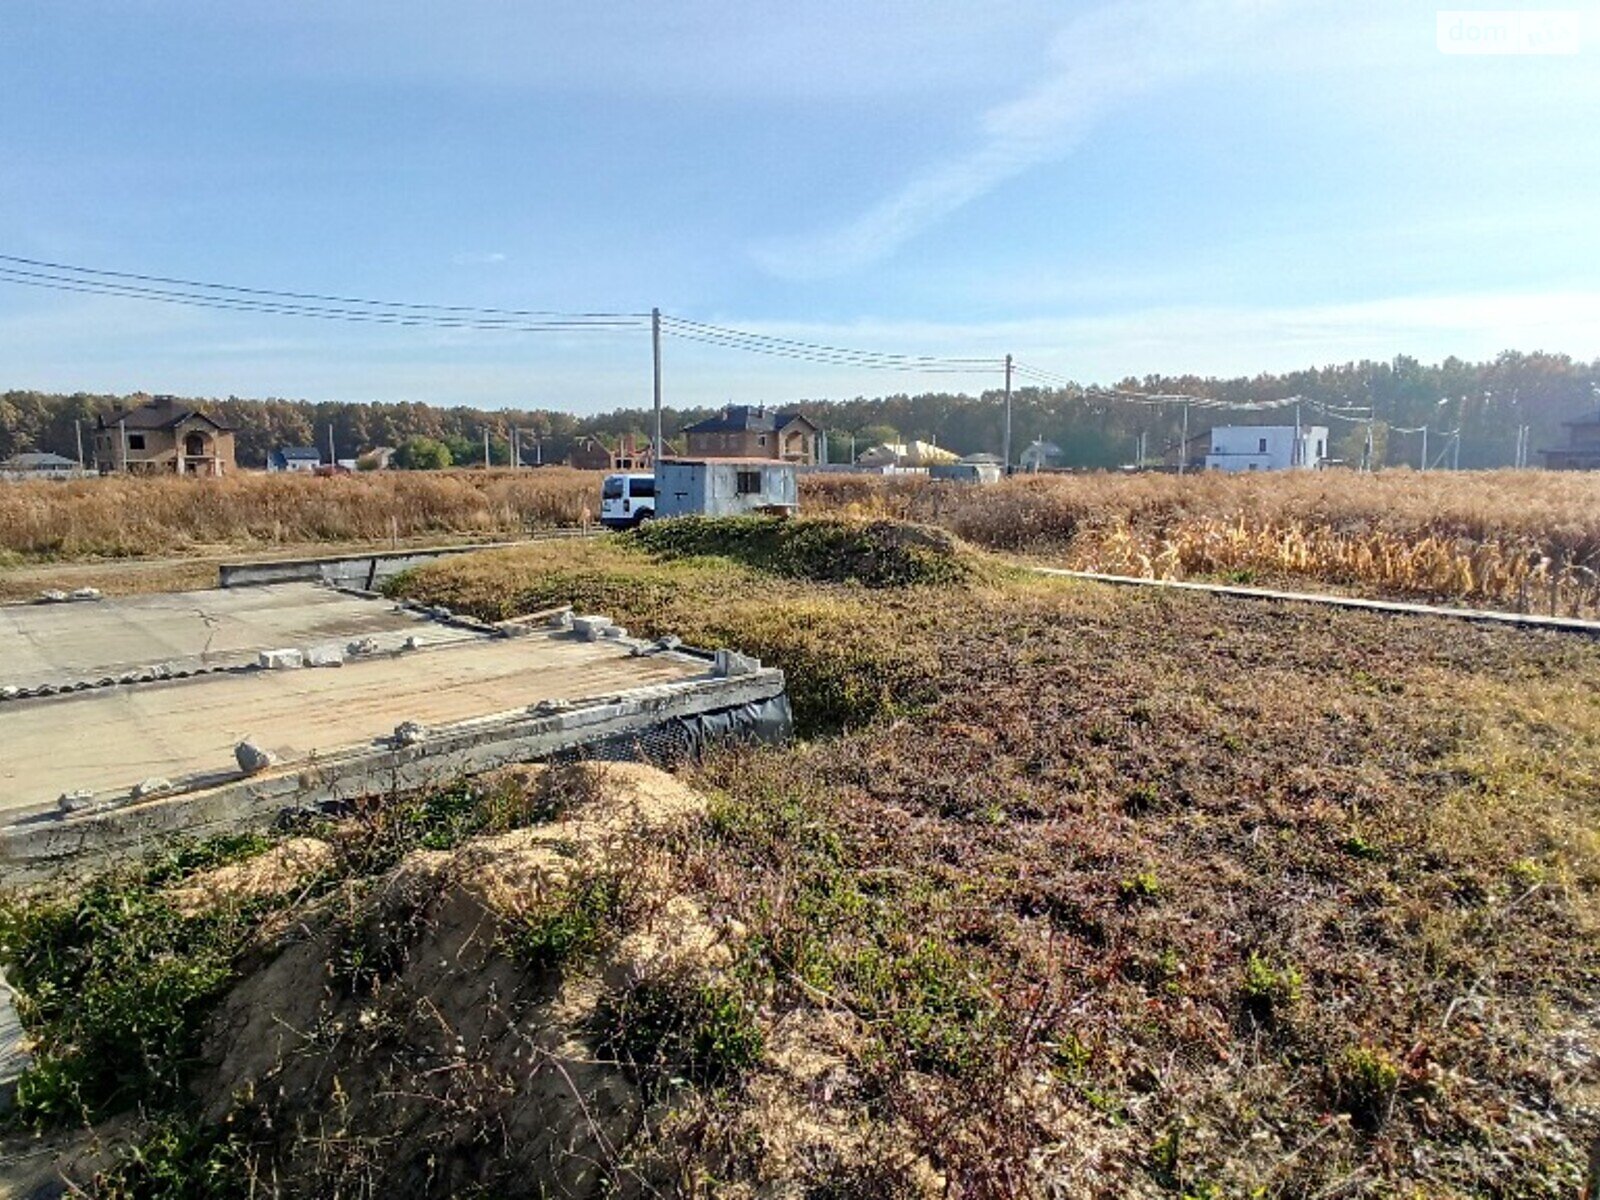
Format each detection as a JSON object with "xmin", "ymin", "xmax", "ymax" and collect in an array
[{"xmin": 551, "ymin": 691, "xmax": 794, "ymax": 766}]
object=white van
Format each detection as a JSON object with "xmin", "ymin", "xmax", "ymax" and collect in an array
[{"xmin": 600, "ymin": 473, "xmax": 656, "ymax": 529}]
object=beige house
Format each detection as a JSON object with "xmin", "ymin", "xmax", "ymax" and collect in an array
[{"xmin": 95, "ymin": 396, "xmax": 236, "ymax": 477}]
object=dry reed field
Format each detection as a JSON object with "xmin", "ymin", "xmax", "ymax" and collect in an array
[
  {"xmin": 803, "ymin": 469, "xmax": 1600, "ymax": 616},
  {"xmin": 0, "ymin": 468, "xmax": 601, "ymax": 560}
]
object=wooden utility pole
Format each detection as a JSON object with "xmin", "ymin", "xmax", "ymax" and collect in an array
[
  {"xmin": 652, "ymin": 307, "xmax": 663, "ymax": 465},
  {"xmin": 1002, "ymin": 354, "xmax": 1013, "ymax": 475}
]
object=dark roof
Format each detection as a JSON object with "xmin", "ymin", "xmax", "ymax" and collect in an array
[
  {"xmin": 2, "ymin": 452, "xmax": 79, "ymax": 469},
  {"xmin": 98, "ymin": 396, "xmax": 233, "ymax": 432},
  {"xmin": 659, "ymin": 456, "xmax": 799, "ymax": 467},
  {"xmin": 274, "ymin": 446, "xmax": 323, "ymax": 460},
  {"xmin": 682, "ymin": 405, "xmax": 816, "ymax": 435}
]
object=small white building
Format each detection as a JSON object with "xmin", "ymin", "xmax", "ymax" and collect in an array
[
  {"xmin": 1204, "ymin": 425, "xmax": 1328, "ymax": 472},
  {"xmin": 655, "ymin": 458, "xmax": 799, "ymax": 518}
]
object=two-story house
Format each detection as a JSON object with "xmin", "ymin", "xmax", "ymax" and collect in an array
[
  {"xmin": 680, "ymin": 405, "xmax": 818, "ymax": 464},
  {"xmin": 94, "ymin": 395, "xmax": 236, "ymax": 476}
]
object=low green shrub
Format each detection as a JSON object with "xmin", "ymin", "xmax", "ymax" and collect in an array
[{"xmin": 632, "ymin": 515, "xmax": 977, "ymax": 588}]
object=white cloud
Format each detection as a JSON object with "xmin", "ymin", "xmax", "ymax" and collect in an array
[{"xmin": 751, "ymin": 0, "xmax": 1282, "ymax": 279}]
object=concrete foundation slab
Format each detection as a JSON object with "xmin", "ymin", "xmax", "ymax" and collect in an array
[
  {"xmin": 0, "ymin": 581, "xmax": 787, "ymax": 886},
  {"xmin": 0, "ymin": 583, "xmax": 472, "ymax": 691}
]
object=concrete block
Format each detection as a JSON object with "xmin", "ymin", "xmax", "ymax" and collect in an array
[
  {"xmin": 0, "ymin": 687, "xmax": 18, "ymax": 701},
  {"xmin": 132, "ymin": 777, "xmax": 173, "ymax": 800},
  {"xmin": 235, "ymin": 740, "xmax": 278, "ymax": 775},
  {"xmin": 57, "ymin": 789, "xmax": 95, "ymax": 813},
  {"xmin": 346, "ymin": 637, "xmax": 380, "ymax": 657},
  {"xmin": 258, "ymin": 648, "xmax": 304, "ymax": 670},
  {"xmin": 529, "ymin": 698, "xmax": 572, "ymax": 716},
  {"xmin": 38, "ymin": 590, "xmax": 67, "ymax": 603},
  {"xmin": 547, "ymin": 610, "xmax": 574, "ymax": 630},
  {"xmin": 305, "ymin": 644, "xmax": 345, "ymax": 668},
  {"xmin": 572, "ymin": 614, "xmax": 613, "ymax": 641},
  {"xmin": 393, "ymin": 720, "xmax": 428, "ymax": 746},
  {"xmin": 70, "ymin": 587, "xmax": 102, "ymax": 601},
  {"xmin": 713, "ymin": 648, "xmax": 762, "ymax": 678},
  {"xmin": 601, "ymin": 625, "xmax": 629, "ymax": 640}
]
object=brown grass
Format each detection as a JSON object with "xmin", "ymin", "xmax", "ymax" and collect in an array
[
  {"xmin": 8, "ymin": 534, "xmax": 1598, "ymax": 1196},
  {"xmin": 802, "ymin": 469, "xmax": 1600, "ymax": 615},
  {"xmin": 0, "ymin": 468, "xmax": 602, "ymax": 559},
  {"xmin": 393, "ymin": 540, "xmax": 1600, "ymax": 1196}
]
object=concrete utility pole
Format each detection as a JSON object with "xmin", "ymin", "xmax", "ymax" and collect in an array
[
  {"xmin": 483, "ymin": 426, "xmax": 491, "ymax": 469},
  {"xmin": 1420, "ymin": 425, "xmax": 1428, "ymax": 471},
  {"xmin": 511, "ymin": 427, "xmax": 519, "ymax": 470},
  {"xmin": 74, "ymin": 420, "xmax": 84, "ymax": 470},
  {"xmin": 1002, "ymin": 354, "xmax": 1013, "ymax": 475},
  {"xmin": 652, "ymin": 307, "xmax": 663, "ymax": 465},
  {"xmin": 327, "ymin": 424, "xmax": 336, "ymax": 466}
]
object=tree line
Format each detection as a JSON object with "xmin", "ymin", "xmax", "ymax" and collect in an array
[{"xmin": 3, "ymin": 350, "xmax": 1597, "ymax": 470}]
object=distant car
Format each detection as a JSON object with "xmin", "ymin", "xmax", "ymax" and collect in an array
[{"xmin": 600, "ymin": 472, "xmax": 655, "ymax": 529}]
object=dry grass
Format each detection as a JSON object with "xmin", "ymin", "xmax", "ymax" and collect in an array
[
  {"xmin": 0, "ymin": 468, "xmax": 601, "ymax": 559},
  {"xmin": 395, "ymin": 535, "xmax": 1600, "ymax": 1196},
  {"xmin": 803, "ymin": 469, "xmax": 1600, "ymax": 615},
  {"xmin": 6, "ymin": 531, "xmax": 1598, "ymax": 1196}
]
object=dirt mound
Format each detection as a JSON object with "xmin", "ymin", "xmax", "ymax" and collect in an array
[
  {"xmin": 184, "ymin": 764, "xmax": 748, "ymax": 1198},
  {"xmin": 167, "ymin": 836, "xmax": 334, "ymax": 916}
]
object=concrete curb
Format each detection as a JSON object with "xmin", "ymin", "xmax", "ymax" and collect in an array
[
  {"xmin": 218, "ymin": 530, "xmax": 600, "ymax": 590},
  {"xmin": 1033, "ymin": 568, "xmax": 1600, "ymax": 637}
]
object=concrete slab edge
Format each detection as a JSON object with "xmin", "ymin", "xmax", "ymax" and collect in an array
[
  {"xmin": 0, "ymin": 668, "xmax": 785, "ymax": 887},
  {"xmin": 217, "ymin": 530, "xmax": 599, "ymax": 590}
]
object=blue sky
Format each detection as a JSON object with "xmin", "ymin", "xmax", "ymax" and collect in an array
[{"xmin": 2, "ymin": 0, "xmax": 1597, "ymax": 411}]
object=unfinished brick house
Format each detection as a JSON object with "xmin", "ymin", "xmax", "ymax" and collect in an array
[
  {"xmin": 94, "ymin": 395, "xmax": 236, "ymax": 476},
  {"xmin": 681, "ymin": 405, "xmax": 818, "ymax": 464}
]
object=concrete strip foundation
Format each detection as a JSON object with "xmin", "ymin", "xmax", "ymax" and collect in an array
[
  {"xmin": 1035, "ymin": 568, "xmax": 1600, "ymax": 637},
  {"xmin": 216, "ymin": 533, "xmax": 595, "ymax": 591}
]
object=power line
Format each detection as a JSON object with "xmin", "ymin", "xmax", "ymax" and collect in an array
[
  {"xmin": 660, "ymin": 325, "xmax": 995, "ymax": 374},
  {"xmin": 0, "ymin": 268, "xmax": 647, "ymax": 332},
  {"xmin": 659, "ymin": 316, "xmax": 1002, "ymax": 373},
  {"xmin": 0, "ymin": 253, "xmax": 645, "ymax": 321}
]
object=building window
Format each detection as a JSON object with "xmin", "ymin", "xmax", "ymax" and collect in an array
[
  {"xmin": 758, "ymin": 435, "xmax": 767, "ymax": 447},
  {"xmin": 1258, "ymin": 437, "xmax": 1268, "ymax": 453},
  {"xmin": 735, "ymin": 469, "xmax": 762, "ymax": 495},
  {"xmin": 1317, "ymin": 440, "xmax": 1325, "ymax": 459},
  {"xmin": 127, "ymin": 434, "xmax": 146, "ymax": 451}
]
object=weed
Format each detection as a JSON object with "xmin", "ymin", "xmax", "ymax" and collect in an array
[
  {"xmin": 1240, "ymin": 952, "xmax": 1303, "ymax": 1021},
  {"xmin": 1342, "ymin": 833, "xmax": 1384, "ymax": 860},
  {"xmin": 1119, "ymin": 870, "xmax": 1162, "ymax": 902},
  {"xmin": 507, "ymin": 872, "xmax": 626, "ymax": 970},
  {"xmin": 83, "ymin": 1114, "xmax": 256, "ymax": 1199},
  {"xmin": 0, "ymin": 881, "xmax": 260, "ymax": 1125},
  {"xmin": 597, "ymin": 976, "xmax": 764, "ymax": 1093},
  {"xmin": 1332, "ymin": 1045, "xmax": 1401, "ymax": 1131}
]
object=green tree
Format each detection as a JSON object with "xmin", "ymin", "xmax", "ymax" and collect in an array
[{"xmin": 395, "ymin": 436, "xmax": 452, "ymax": 470}]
